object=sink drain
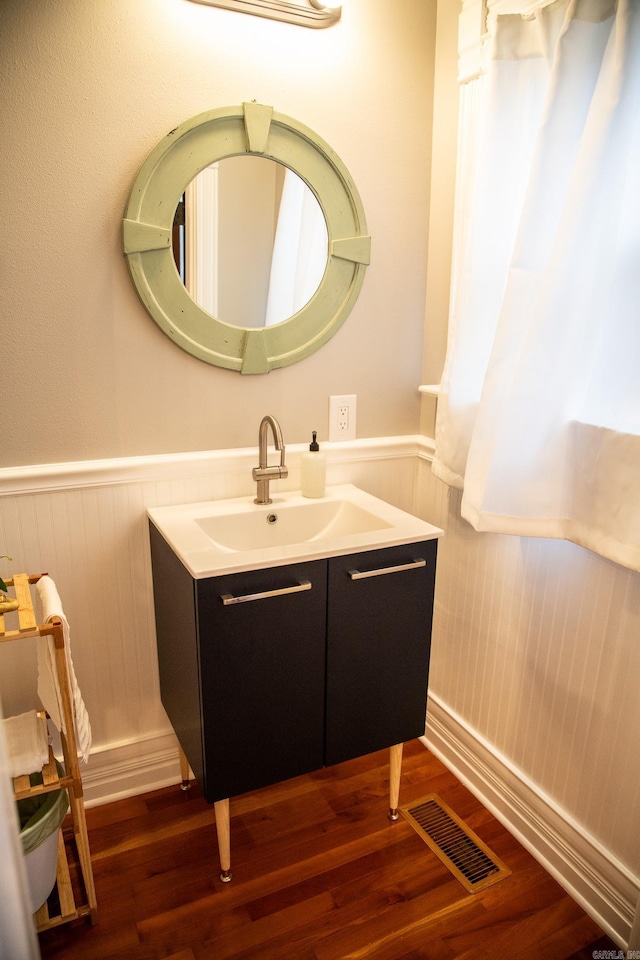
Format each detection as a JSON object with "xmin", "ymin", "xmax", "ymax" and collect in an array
[{"xmin": 266, "ymin": 513, "xmax": 278, "ymax": 524}]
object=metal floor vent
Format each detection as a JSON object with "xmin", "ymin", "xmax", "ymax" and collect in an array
[{"xmin": 400, "ymin": 794, "xmax": 511, "ymax": 893}]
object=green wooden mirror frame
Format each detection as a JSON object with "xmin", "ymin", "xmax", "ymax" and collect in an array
[{"xmin": 123, "ymin": 102, "xmax": 371, "ymax": 374}]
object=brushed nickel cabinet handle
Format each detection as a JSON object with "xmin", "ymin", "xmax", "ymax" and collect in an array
[
  {"xmin": 348, "ymin": 558, "xmax": 426, "ymax": 580},
  {"xmin": 220, "ymin": 579, "xmax": 312, "ymax": 605}
]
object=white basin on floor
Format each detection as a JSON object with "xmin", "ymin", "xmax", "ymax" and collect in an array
[{"xmin": 148, "ymin": 484, "xmax": 443, "ymax": 577}]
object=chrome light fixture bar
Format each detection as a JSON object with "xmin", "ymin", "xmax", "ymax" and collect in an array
[{"xmin": 187, "ymin": 0, "xmax": 341, "ymax": 28}]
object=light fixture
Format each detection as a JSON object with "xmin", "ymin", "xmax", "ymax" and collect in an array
[
  {"xmin": 309, "ymin": 0, "xmax": 341, "ymax": 10},
  {"xmin": 186, "ymin": 0, "xmax": 342, "ymax": 29}
]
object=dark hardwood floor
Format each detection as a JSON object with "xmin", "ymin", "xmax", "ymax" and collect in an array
[{"xmin": 39, "ymin": 740, "xmax": 619, "ymax": 960}]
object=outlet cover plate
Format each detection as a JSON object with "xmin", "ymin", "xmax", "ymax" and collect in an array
[{"xmin": 329, "ymin": 394, "xmax": 356, "ymax": 441}]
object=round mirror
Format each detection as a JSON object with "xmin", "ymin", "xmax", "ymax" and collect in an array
[
  {"xmin": 175, "ymin": 156, "xmax": 328, "ymax": 328},
  {"xmin": 123, "ymin": 103, "xmax": 370, "ymax": 374}
]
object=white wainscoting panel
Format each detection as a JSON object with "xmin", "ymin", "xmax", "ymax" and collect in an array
[
  {"xmin": 0, "ymin": 438, "xmax": 420, "ymax": 803},
  {"xmin": 415, "ymin": 450, "xmax": 640, "ymax": 948}
]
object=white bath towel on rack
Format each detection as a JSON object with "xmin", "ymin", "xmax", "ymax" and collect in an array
[{"xmin": 35, "ymin": 576, "xmax": 92, "ymax": 763}]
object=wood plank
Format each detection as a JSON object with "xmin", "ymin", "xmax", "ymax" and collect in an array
[
  {"xmin": 37, "ymin": 741, "xmax": 620, "ymax": 960},
  {"xmin": 1, "ymin": 574, "xmax": 47, "ymax": 639},
  {"xmin": 13, "ymin": 773, "xmax": 31, "ymax": 795},
  {"xmin": 41, "ymin": 751, "xmax": 60, "ymax": 787},
  {"xmin": 13, "ymin": 573, "xmax": 37, "ymax": 631},
  {"xmin": 35, "ymin": 832, "xmax": 78, "ymax": 934},
  {"xmin": 54, "ymin": 829, "xmax": 77, "ymax": 920},
  {"xmin": 34, "ymin": 900, "xmax": 50, "ymax": 929}
]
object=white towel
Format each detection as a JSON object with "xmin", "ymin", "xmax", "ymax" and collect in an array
[
  {"xmin": 35, "ymin": 576, "xmax": 92, "ymax": 763},
  {"xmin": 2, "ymin": 710, "xmax": 50, "ymax": 778}
]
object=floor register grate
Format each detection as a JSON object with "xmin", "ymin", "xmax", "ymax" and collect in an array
[{"xmin": 400, "ymin": 794, "xmax": 511, "ymax": 893}]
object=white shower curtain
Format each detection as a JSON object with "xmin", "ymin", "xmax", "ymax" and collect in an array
[
  {"xmin": 433, "ymin": 0, "xmax": 640, "ymax": 571},
  {"xmin": 265, "ymin": 168, "xmax": 328, "ymax": 326}
]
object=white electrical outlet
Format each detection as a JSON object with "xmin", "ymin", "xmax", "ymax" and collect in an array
[{"xmin": 329, "ymin": 394, "xmax": 357, "ymax": 441}]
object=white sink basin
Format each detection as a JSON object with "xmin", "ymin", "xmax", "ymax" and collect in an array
[
  {"xmin": 148, "ymin": 484, "xmax": 443, "ymax": 577},
  {"xmin": 195, "ymin": 498, "xmax": 391, "ymax": 552}
]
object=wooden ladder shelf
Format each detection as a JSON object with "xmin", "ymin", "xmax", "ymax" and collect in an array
[{"xmin": 0, "ymin": 573, "xmax": 97, "ymax": 931}]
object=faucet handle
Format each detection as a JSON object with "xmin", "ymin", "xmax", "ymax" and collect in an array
[{"xmin": 252, "ymin": 464, "xmax": 288, "ymax": 481}]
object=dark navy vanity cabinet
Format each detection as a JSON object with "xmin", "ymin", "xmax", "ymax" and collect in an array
[
  {"xmin": 150, "ymin": 522, "xmax": 437, "ymax": 882},
  {"xmin": 149, "ymin": 522, "xmax": 437, "ymax": 806}
]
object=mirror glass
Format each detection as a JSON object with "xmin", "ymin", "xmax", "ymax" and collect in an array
[{"xmin": 174, "ymin": 156, "xmax": 328, "ymax": 329}]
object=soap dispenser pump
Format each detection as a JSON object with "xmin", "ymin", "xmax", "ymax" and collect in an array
[{"xmin": 301, "ymin": 431, "xmax": 326, "ymax": 498}]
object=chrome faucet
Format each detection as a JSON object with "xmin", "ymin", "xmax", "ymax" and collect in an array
[{"xmin": 252, "ymin": 415, "xmax": 288, "ymax": 504}]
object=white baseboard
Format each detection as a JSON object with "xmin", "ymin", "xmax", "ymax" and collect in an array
[
  {"xmin": 80, "ymin": 730, "xmax": 183, "ymax": 808},
  {"xmin": 424, "ymin": 694, "xmax": 638, "ymax": 949}
]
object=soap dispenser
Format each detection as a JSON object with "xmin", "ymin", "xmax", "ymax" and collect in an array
[{"xmin": 301, "ymin": 431, "xmax": 326, "ymax": 498}]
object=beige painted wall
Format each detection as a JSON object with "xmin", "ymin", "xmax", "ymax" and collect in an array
[{"xmin": 0, "ymin": 0, "xmax": 439, "ymax": 468}]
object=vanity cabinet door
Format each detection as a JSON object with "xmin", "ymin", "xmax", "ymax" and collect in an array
[
  {"xmin": 325, "ymin": 540, "xmax": 437, "ymax": 766},
  {"xmin": 196, "ymin": 559, "xmax": 327, "ymax": 803}
]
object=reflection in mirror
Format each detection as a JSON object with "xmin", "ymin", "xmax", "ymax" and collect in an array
[{"xmin": 173, "ymin": 156, "xmax": 328, "ymax": 329}]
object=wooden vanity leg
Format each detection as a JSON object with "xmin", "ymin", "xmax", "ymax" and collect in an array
[
  {"xmin": 178, "ymin": 745, "xmax": 191, "ymax": 791},
  {"xmin": 388, "ymin": 742, "xmax": 403, "ymax": 821},
  {"xmin": 214, "ymin": 798, "xmax": 232, "ymax": 883}
]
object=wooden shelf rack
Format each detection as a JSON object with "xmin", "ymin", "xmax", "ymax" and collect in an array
[{"xmin": 0, "ymin": 573, "xmax": 97, "ymax": 931}]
